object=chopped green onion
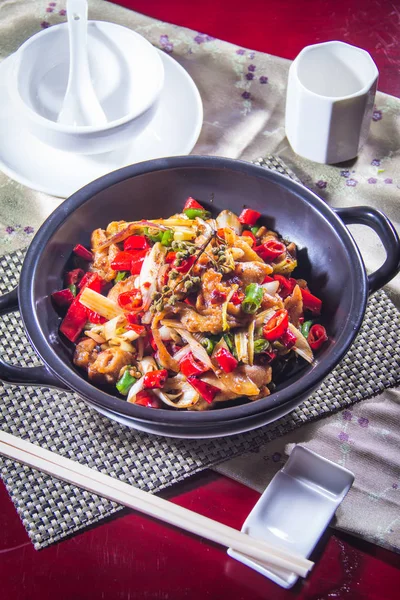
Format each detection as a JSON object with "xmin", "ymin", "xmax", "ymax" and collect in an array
[
  {"xmin": 116, "ymin": 369, "xmax": 137, "ymax": 395},
  {"xmin": 223, "ymin": 332, "xmax": 234, "ymax": 353},
  {"xmin": 68, "ymin": 284, "xmax": 77, "ymax": 297},
  {"xmin": 144, "ymin": 227, "xmax": 163, "ymax": 243},
  {"xmin": 184, "ymin": 208, "xmax": 210, "ymax": 220},
  {"xmin": 241, "ymin": 283, "xmax": 263, "ymax": 314},
  {"xmin": 251, "ymin": 226, "xmax": 259, "ymax": 236},
  {"xmin": 115, "ymin": 271, "xmax": 128, "ymax": 283},
  {"xmin": 161, "ymin": 230, "xmax": 174, "ymax": 246},
  {"xmin": 301, "ymin": 320, "xmax": 313, "ymax": 339},
  {"xmin": 201, "ymin": 337, "xmax": 215, "ymax": 355},
  {"xmin": 253, "ymin": 338, "xmax": 270, "ymax": 354}
]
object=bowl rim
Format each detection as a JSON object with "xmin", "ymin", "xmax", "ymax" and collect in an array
[
  {"xmin": 10, "ymin": 21, "xmax": 165, "ymax": 133},
  {"xmin": 19, "ymin": 155, "xmax": 368, "ymax": 426}
]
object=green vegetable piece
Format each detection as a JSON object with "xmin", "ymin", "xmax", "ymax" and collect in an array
[
  {"xmin": 201, "ymin": 337, "xmax": 215, "ymax": 355},
  {"xmin": 161, "ymin": 230, "xmax": 174, "ymax": 247},
  {"xmin": 301, "ymin": 320, "xmax": 313, "ymax": 339},
  {"xmin": 184, "ymin": 208, "xmax": 210, "ymax": 220},
  {"xmin": 223, "ymin": 333, "xmax": 234, "ymax": 352},
  {"xmin": 68, "ymin": 284, "xmax": 77, "ymax": 297},
  {"xmin": 253, "ymin": 338, "xmax": 270, "ymax": 354},
  {"xmin": 250, "ymin": 226, "xmax": 259, "ymax": 236},
  {"xmin": 144, "ymin": 227, "xmax": 163, "ymax": 243},
  {"xmin": 116, "ymin": 369, "xmax": 137, "ymax": 396},
  {"xmin": 241, "ymin": 283, "xmax": 263, "ymax": 314},
  {"xmin": 115, "ymin": 271, "xmax": 128, "ymax": 283}
]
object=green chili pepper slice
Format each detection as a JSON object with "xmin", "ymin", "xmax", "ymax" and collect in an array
[
  {"xmin": 241, "ymin": 283, "xmax": 263, "ymax": 314},
  {"xmin": 116, "ymin": 369, "xmax": 137, "ymax": 396},
  {"xmin": 301, "ymin": 320, "xmax": 313, "ymax": 339},
  {"xmin": 201, "ymin": 337, "xmax": 215, "ymax": 355},
  {"xmin": 144, "ymin": 227, "xmax": 163, "ymax": 243},
  {"xmin": 161, "ymin": 230, "xmax": 174, "ymax": 246},
  {"xmin": 253, "ymin": 338, "xmax": 270, "ymax": 354},
  {"xmin": 250, "ymin": 226, "xmax": 259, "ymax": 236},
  {"xmin": 184, "ymin": 208, "xmax": 210, "ymax": 220},
  {"xmin": 114, "ymin": 271, "xmax": 128, "ymax": 283},
  {"xmin": 68, "ymin": 284, "xmax": 77, "ymax": 297}
]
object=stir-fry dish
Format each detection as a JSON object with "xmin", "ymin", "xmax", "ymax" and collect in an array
[{"xmin": 52, "ymin": 198, "xmax": 328, "ymax": 410}]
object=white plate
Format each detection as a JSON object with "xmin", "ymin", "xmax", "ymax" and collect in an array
[
  {"xmin": 228, "ymin": 446, "xmax": 355, "ymax": 588},
  {"xmin": 0, "ymin": 50, "xmax": 202, "ymax": 198}
]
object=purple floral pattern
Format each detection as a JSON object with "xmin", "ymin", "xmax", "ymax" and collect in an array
[
  {"xmin": 246, "ymin": 72, "xmax": 254, "ymax": 81},
  {"xmin": 343, "ymin": 410, "xmax": 353, "ymax": 421},
  {"xmin": 384, "ymin": 178, "xmax": 393, "ymax": 184},
  {"xmin": 236, "ymin": 48, "xmax": 245, "ymax": 55},
  {"xmin": 346, "ymin": 178, "xmax": 358, "ymax": 187},
  {"xmin": 259, "ymin": 76, "xmax": 268, "ymax": 84},
  {"xmin": 194, "ymin": 33, "xmax": 215, "ymax": 44},
  {"xmin": 340, "ymin": 170, "xmax": 350, "ymax": 178},
  {"xmin": 368, "ymin": 178, "xmax": 377, "ymax": 184},
  {"xmin": 371, "ymin": 159, "xmax": 381, "ymax": 167},
  {"xmin": 41, "ymin": 21, "xmax": 50, "ymax": 28},
  {"xmin": 372, "ymin": 109, "xmax": 382, "ymax": 121},
  {"xmin": 159, "ymin": 34, "xmax": 173, "ymax": 53},
  {"xmin": 358, "ymin": 417, "xmax": 369, "ymax": 428},
  {"xmin": 316, "ymin": 180, "xmax": 327, "ymax": 189},
  {"xmin": 241, "ymin": 91, "xmax": 251, "ymax": 100},
  {"xmin": 248, "ymin": 64, "xmax": 256, "ymax": 72}
]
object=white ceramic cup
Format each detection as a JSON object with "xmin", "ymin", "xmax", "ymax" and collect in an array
[{"xmin": 285, "ymin": 41, "xmax": 379, "ymax": 164}]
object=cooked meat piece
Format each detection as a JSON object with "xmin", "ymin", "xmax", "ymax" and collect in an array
[
  {"xmin": 200, "ymin": 269, "xmax": 230, "ymax": 306},
  {"xmin": 107, "ymin": 276, "xmax": 138, "ymax": 303},
  {"xmin": 234, "ymin": 261, "xmax": 273, "ymax": 286},
  {"xmin": 284, "ymin": 284, "xmax": 303, "ymax": 328},
  {"xmin": 239, "ymin": 364, "xmax": 272, "ymax": 388},
  {"xmin": 88, "ymin": 347, "xmax": 134, "ymax": 385},
  {"xmin": 91, "ymin": 227, "xmax": 119, "ymax": 282},
  {"xmin": 179, "ymin": 306, "xmax": 242, "ymax": 334},
  {"xmin": 73, "ymin": 338, "xmax": 99, "ymax": 370},
  {"xmin": 200, "ymin": 373, "xmax": 241, "ymax": 403},
  {"xmin": 261, "ymin": 291, "xmax": 283, "ymax": 311}
]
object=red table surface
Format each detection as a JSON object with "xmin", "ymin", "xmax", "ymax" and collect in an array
[{"xmin": 2, "ymin": 1, "xmax": 400, "ymax": 598}]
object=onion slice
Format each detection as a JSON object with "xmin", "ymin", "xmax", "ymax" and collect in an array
[{"xmin": 288, "ymin": 323, "xmax": 314, "ymax": 364}]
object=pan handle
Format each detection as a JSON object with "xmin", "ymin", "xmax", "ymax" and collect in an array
[
  {"xmin": 0, "ymin": 286, "xmax": 69, "ymax": 390},
  {"xmin": 335, "ymin": 206, "xmax": 400, "ymax": 295}
]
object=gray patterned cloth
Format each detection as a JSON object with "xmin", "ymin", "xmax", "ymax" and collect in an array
[{"xmin": 0, "ymin": 173, "xmax": 399, "ymax": 548}]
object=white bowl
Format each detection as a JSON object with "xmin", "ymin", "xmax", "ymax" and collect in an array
[{"xmin": 9, "ymin": 21, "xmax": 164, "ymax": 154}]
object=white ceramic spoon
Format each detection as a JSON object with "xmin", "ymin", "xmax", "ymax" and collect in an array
[{"xmin": 57, "ymin": 0, "xmax": 107, "ymax": 126}]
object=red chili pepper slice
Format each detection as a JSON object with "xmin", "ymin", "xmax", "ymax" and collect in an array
[
  {"xmin": 124, "ymin": 235, "xmax": 151, "ymax": 251},
  {"xmin": 86, "ymin": 309, "xmax": 106, "ymax": 324},
  {"xmin": 280, "ymin": 328, "xmax": 297, "ymax": 349},
  {"xmin": 273, "ymin": 275, "xmax": 297, "ymax": 299},
  {"xmin": 165, "ymin": 251, "xmax": 176, "ymax": 264},
  {"xmin": 238, "ymin": 208, "xmax": 261, "ymax": 226},
  {"xmin": 180, "ymin": 352, "xmax": 209, "ymax": 378},
  {"xmin": 187, "ymin": 376, "xmax": 220, "ymax": 404},
  {"xmin": 231, "ymin": 290, "xmax": 245, "ymax": 305},
  {"xmin": 210, "ymin": 289, "xmax": 227, "ymax": 304},
  {"xmin": 73, "ymin": 244, "xmax": 93, "ymax": 262},
  {"xmin": 127, "ymin": 313, "xmax": 143, "ymax": 325},
  {"xmin": 111, "ymin": 251, "xmax": 136, "ymax": 272},
  {"xmin": 183, "ymin": 197, "xmax": 205, "ymax": 211},
  {"xmin": 126, "ymin": 323, "xmax": 146, "ymax": 335},
  {"xmin": 78, "ymin": 272, "xmax": 103, "ymax": 293},
  {"xmin": 263, "ymin": 309, "xmax": 289, "ymax": 341},
  {"xmin": 262, "ymin": 275, "xmax": 275, "ymax": 284},
  {"xmin": 130, "ymin": 250, "xmax": 148, "ymax": 275},
  {"xmin": 255, "ymin": 240, "xmax": 286, "ymax": 261},
  {"xmin": 51, "ymin": 288, "xmax": 75, "ymax": 308},
  {"xmin": 184, "ymin": 295, "xmax": 197, "ymax": 307},
  {"xmin": 147, "ymin": 331, "xmax": 158, "ymax": 352},
  {"xmin": 241, "ymin": 230, "xmax": 257, "ymax": 244},
  {"xmin": 65, "ymin": 268, "xmax": 84, "ymax": 287},
  {"xmin": 175, "ymin": 254, "xmax": 196, "ymax": 273},
  {"xmin": 214, "ymin": 347, "xmax": 238, "ymax": 373},
  {"xmin": 301, "ymin": 288, "xmax": 322, "ymax": 315},
  {"xmin": 143, "ymin": 369, "xmax": 168, "ymax": 389},
  {"xmin": 117, "ymin": 289, "xmax": 143, "ymax": 311},
  {"xmin": 59, "ymin": 299, "xmax": 88, "ymax": 343},
  {"xmin": 135, "ymin": 390, "xmax": 161, "ymax": 409},
  {"xmin": 308, "ymin": 324, "xmax": 328, "ymax": 350}
]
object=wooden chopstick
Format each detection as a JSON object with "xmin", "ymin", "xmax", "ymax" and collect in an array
[{"xmin": 0, "ymin": 431, "xmax": 313, "ymax": 578}]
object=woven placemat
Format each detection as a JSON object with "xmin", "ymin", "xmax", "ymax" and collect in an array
[{"xmin": 0, "ymin": 157, "xmax": 399, "ymax": 550}]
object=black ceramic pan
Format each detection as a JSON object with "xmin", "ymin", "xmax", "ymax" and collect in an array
[{"xmin": 1, "ymin": 157, "xmax": 399, "ymax": 437}]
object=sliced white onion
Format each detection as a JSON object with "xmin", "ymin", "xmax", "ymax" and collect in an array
[
  {"xmin": 216, "ymin": 210, "xmax": 242, "ymax": 234},
  {"xmin": 247, "ymin": 319, "xmax": 255, "ymax": 367},
  {"xmin": 139, "ymin": 242, "xmax": 167, "ymax": 310},
  {"xmin": 127, "ymin": 377, "xmax": 145, "ymax": 403},
  {"xmin": 261, "ymin": 281, "xmax": 280, "ymax": 295},
  {"xmin": 174, "ymin": 328, "xmax": 213, "ymax": 369},
  {"xmin": 159, "ymin": 325, "xmax": 174, "ymax": 341},
  {"xmin": 255, "ymin": 308, "xmax": 277, "ymax": 328},
  {"xmin": 288, "ymin": 323, "xmax": 314, "ymax": 364},
  {"xmin": 103, "ymin": 315, "xmax": 125, "ymax": 341},
  {"xmin": 140, "ymin": 356, "xmax": 158, "ymax": 374},
  {"xmin": 234, "ymin": 329, "xmax": 249, "ymax": 364},
  {"xmin": 172, "ymin": 344, "xmax": 191, "ymax": 363},
  {"xmin": 84, "ymin": 330, "xmax": 106, "ymax": 344}
]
